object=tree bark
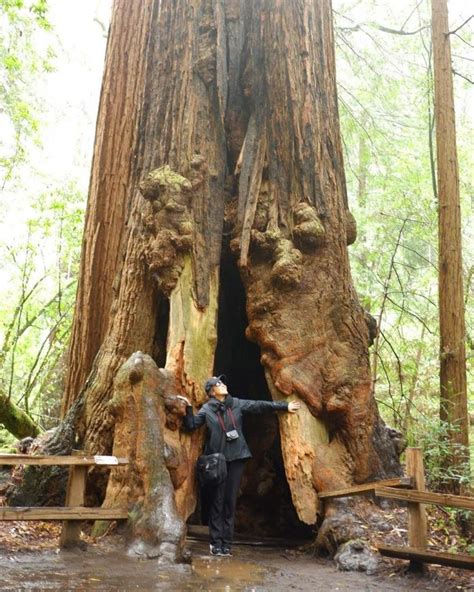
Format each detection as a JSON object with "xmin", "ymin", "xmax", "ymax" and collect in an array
[
  {"xmin": 62, "ymin": 1, "xmax": 154, "ymax": 414},
  {"xmin": 225, "ymin": 0, "xmax": 398, "ymax": 525},
  {"xmin": 53, "ymin": 0, "xmax": 401, "ymax": 557},
  {"xmin": 431, "ymin": 0, "xmax": 469, "ymax": 491},
  {"xmin": 6, "ymin": 396, "xmax": 83, "ymax": 507},
  {"xmin": 67, "ymin": 0, "xmax": 227, "ymax": 527},
  {"xmin": 101, "ymin": 352, "xmax": 185, "ymax": 561}
]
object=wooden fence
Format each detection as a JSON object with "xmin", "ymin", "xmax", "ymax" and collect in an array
[
  {"xmin": 0, "ymin": 452, "xmax": 128, "ymax": 548},
  {"xmin": 318, "ymin": 447, "xmax": 474, "ymax": 571},
  {"xmin": 0, "ymin": 447, "xmax": 472, "ymax": 568}
]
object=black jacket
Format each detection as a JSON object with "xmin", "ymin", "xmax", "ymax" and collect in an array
[{"xmin": 183, "ymin": 395, "xmax": 289, "ymax": 462}]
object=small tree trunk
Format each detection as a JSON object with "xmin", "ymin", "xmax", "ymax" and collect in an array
[
  {"xmin": 432, "ymin": 0, "xmax": 469, "ymax": 491},
  {"xmin": 402, "ymin": 324, "xmax": 426, "ymax": 435}
]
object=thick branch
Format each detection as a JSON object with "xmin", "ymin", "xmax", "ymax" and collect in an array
[{"xmin": 0, "ymin": 392, "xmax": 41, "ymax": 439}]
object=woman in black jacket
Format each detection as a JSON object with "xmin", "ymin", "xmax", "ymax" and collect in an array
[{"xmin": 180, "ymin": 375, "xmax": 301, "ymax": 557}]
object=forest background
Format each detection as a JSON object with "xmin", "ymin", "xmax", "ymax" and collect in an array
[{"xmin": 0, "ymin": 0, "xmax": 472, "ymax": 493}]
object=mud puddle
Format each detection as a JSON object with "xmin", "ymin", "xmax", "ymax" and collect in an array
[
  {"xmin": 1, "ymin": 543, "xmax": 267, "ymax": 592},
  {"xmin": 1, "ymin": 540, "xmax": 471, "ymax": 591}
]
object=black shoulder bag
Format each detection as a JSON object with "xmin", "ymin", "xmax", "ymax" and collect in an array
[
  {"xmin": 195, "ymin": 409, "xmax": 238, "ymax": 487},
  {"xmin": 196, "ymin": 451, "xmax": 227, "ymax": 488}
]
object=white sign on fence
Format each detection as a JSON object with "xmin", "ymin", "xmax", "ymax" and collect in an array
[{"xmin": 93, "ymin": 455, "xmax": 119, "ymax": 465}]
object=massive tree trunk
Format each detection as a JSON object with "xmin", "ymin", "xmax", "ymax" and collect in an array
[
  {"xmin": 58, "ymin": 0, "xmax": 401, "ymax": 555},
  {"xmin": 431, "ymin": 0, "xmax": 469, "ymax": 493}
]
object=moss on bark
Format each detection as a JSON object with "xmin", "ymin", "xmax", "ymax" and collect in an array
[{"xmin": 0, "ymin": 393, "xmax": 41, "ymax": 440}]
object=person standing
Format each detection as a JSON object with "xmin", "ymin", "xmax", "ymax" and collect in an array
[{"xmin": 180, "ymin": 375, "xmax": 301, "ymax": 557}]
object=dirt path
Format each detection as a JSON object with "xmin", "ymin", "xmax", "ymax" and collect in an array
[{"xmin": 1, "ymin": 538, "xmax": 472, "ymax": 592}]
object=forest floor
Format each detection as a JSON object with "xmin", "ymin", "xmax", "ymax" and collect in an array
[
  {"xmin": 1, "ymin": 466, "xmax": 472, "ymax": 591},
  {"xmin": 0, "ymin": 520, "xmax": 472, "ymax": 592}
]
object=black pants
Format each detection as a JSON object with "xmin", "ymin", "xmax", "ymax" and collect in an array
[{"xmin": 207, "ymin": 459, "xmax": 246, "ymax": 547}]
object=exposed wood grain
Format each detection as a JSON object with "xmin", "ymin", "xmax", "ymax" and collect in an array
[{"xmin": 100, "ymin": 353, "xmax": 185, "ymax": 559}]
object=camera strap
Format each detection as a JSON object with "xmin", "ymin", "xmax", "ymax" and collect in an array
[{"xmin": 216, "ymin": 409, "xmax": 237, "ymax": 433}]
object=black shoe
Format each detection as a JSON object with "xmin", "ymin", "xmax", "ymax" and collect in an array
[
  {"xmin": 221, "ymin": 546, "xmax": 232, "ymax": 557},
  {"xmin": 209, "ymin": 544, "xmax": 224, "ymax": 556}
]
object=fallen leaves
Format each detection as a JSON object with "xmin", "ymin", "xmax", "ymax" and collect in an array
[{"xmin": 0, "ymin": 520, "xmax": 62, "ymax": 552}]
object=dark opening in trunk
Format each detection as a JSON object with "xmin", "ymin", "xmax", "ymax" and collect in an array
[
  {"xmin": 207, "ymin": 245, "xmax": 312, "ymax": 540},
  {"xmin": 152, "ymin": 294, "xmax": 170, "ymax": 368}
]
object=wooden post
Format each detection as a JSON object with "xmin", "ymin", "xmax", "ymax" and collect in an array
[
  {"xmin": 406, "ymin": 447, "xmax": 427, "ymax": 572},
  {"xmin": 59, "ymin": 451, "xmax": 88, "ymax": 548}
]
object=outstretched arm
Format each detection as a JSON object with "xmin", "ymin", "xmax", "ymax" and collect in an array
[{"xmin": 239, "ymin": 399, "xmax": 301, "ymax": 414}]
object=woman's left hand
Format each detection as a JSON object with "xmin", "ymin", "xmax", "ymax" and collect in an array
[{"xmin": 288, "ymin": 401, "xmax": 301, "ymax": 413}]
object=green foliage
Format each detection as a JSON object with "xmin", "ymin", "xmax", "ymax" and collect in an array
[
  {"xmin": 0, "ymin": 0, "xmax": 83, "ymax": 442},
  {"xmin": 334, "ymin": 0, "xmax": 473, "ymax": 452},
  {"xmin": 410, "ymin": 416, "xmax": 470, "ymax": 489},
  {"xmin": 0, "ymin": 0, "xmax": 55, "ymax": 187},
  {"xmin": 0, "ymin": 181, "xmax": 84, "ymax": 437}
]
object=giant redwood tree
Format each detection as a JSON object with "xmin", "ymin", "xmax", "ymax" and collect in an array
[{"xmin": 60, "ymin": 0, "xmax": 401, "ymax": 555}]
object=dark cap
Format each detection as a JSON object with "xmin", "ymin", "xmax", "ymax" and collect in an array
[{"xmin": 204, "ymin": 374, "xmax": 226, "ymax": 394}]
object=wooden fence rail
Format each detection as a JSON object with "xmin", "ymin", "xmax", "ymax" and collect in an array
[
  {"xmin": 377, "ymin": 545, "xmax": 474, "ymax": 570},
  {"xmin": 0, "ymin": 454, "xmax": 128, "ymax": 466},
  {"xmin": 317, "ymin": 477, "xmax": 412, "ymax": 499},
  {"xmin": 0, "ymin": 507, "xmax": 128, "ymax": 520},
  {"xmin": 0, "ymin": 452, "xmax": 128, "ymax": 548},
  {"xmin": 374, "ymin": 487, "xmax": 474, "ymax": 511}
]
